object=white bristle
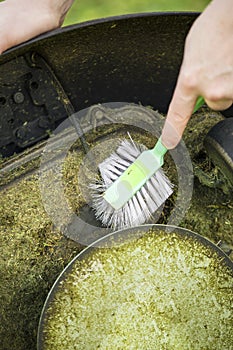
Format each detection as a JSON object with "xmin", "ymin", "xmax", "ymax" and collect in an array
[{"xmin": 90, "ymin": 138, "xmax": 173, "ymax": 230}]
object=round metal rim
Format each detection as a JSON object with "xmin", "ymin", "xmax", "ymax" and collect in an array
[{"xmin": 37, "ymin": 223, "xmax": 233, "ymax": 349}]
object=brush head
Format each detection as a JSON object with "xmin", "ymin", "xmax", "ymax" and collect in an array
[
  {"xmin": 90, "ymin": 138, "xmax": 173, "ymax": 230},
  {"xmin": 103, "ymin": 148, "xmax": 164, "ymax": 210}
]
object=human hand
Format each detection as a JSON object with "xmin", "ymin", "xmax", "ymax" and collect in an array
[
  {"xmin": 162, "ymin": 0, "xmax": 233, "ymax": 149},
  {"xmin": 0, "ymin": 0, "xmax": 74, "ymax": 54}
]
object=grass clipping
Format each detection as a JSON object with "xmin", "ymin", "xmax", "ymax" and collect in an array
[
  {"xmin": 43, "ymin": 229, "xmax": 233, "ymax": 350},
  {"xmin": 0, "ymin": 107, "xmax": 232, "ymax": 349}
]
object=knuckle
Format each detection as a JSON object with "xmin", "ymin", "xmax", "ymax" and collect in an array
[
  {"xmin": 169, "ymin": 107, "xmax": 189, "ymax": 124},
  {"xmin": 205, "ymin": 88, "xmax": 226, "ymax": 102},
  {"xmin": 180, "ymin": 70, "xmax": 198, "ymax": 91}
]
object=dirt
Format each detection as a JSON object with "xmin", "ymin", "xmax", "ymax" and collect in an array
[{"xmin": 0, "ymin": 105, "xmax": 232, "ymax": 350}]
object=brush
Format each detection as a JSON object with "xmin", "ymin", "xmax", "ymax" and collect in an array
[{"xmin": 91, "ymin": 97, "xmax": 205, "ymax": 229}]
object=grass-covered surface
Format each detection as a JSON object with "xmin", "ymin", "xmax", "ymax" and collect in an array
[
  {"xmin": 42, "ymin": 228, "xmax": 233, "ymax": 349},
  {"xmin": 0, "ymin": 105, "xmax": 232, "ymax": 350},
  {"xmin": 64, "ymin": 0, "xmax": 210, "ymax": 25}
]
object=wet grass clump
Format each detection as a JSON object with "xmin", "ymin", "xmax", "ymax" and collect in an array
[
  {"xmin": 42, "ymin": 228, "xmax": 233, "ymax": 350},
  {"xmin": 0, "ymin": 106, "xmax": 232, "ymax": 349}
]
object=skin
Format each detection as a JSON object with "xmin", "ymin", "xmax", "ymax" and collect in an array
[
  {"xmin": 161, "ymin": 0, "xmax": 233, "ymax": 148},
  {"xmin": 0, "ymin": 0, "xmax": 74, "ymax": 53},
  {"xmin": 0, "ymin": 0, "xmax": 232, "ymax": 149}
]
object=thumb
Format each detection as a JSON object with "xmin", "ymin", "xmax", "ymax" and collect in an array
[{"xmin": 161, "ymin": 79, "xmax": 198, "ymax": 149}]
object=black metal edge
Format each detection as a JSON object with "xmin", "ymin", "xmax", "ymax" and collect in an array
[{"xmin": 0, "ymin": 12, "xmax": 200, "ymax": 61}]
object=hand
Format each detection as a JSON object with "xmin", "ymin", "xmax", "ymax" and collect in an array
[
  {"xmin": 162, "ymin": 0, "xmax": 233, "ymax": 149},
  {"xmin": 0, "ymin": 0, "xmax": 74, "ymax": 54}
]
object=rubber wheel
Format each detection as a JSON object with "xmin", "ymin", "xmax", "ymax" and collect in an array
[{"xmin": 204, "ymin": 117, "xmax": 233, "ymax": 186}]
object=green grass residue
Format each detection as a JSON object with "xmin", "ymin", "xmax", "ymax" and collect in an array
[{"xmin": 43, "ymin": 229, "xmax": 233, "ymax": 350}]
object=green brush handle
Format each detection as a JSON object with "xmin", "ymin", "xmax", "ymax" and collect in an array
[
  {"xmin": 103, "ymin": 96, "xmax": 205, "ymax": 210},
  {"xmin": 153, "ymin": 96, "xmax": 205, "ymax": 158},
  {"xmin": 193, "ymin": 96, "xmax": 205, "ymax": 113}
]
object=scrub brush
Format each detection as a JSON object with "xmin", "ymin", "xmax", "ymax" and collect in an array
[{"xmin": 91, "ymin": 97, "xmax": 205, "ymax": 229}]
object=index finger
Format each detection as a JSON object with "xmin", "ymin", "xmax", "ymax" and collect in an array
[{"xmin": 161, "ymin": 76, "xmax": 199, "ymax": 149}]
